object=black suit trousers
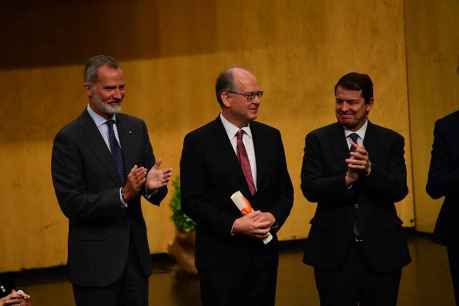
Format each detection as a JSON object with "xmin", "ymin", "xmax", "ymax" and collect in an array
[
  {"xmin": 199, "ymin": 250, "xmax": 278, "ymax": 306},
  {"xmin": 314, "ymin": 242, "xmax": 401, "ymax": 306},
  {"xmin": 73, "ymin": 237, "xmax": 148, "ymax": 306}
]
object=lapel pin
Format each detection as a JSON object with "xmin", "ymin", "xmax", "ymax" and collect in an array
[{"xmin": 128, "ymin": 130, "xmax": 133, "ymax": 135}]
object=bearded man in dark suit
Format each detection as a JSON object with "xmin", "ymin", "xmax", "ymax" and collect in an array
[
  {"xmin": 180, "ymin": 67, "xmax": 293, "ymax": 306},
  {"xmin": 51, "ymin": 55, "xmax": 172, "ymax": 306},
  {"xmin": 301, "ymin": 72, "xmax": 411, "ymax": 306}
]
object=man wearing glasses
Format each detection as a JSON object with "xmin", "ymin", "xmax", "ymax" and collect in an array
[{"xmin": 180, "ymin": 67, "xmax": 293, "ymax": 306}]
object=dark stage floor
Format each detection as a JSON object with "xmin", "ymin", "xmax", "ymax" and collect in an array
[{"xmin": 5, "ymin": 233, "xmax": 455, "ymax": 306}]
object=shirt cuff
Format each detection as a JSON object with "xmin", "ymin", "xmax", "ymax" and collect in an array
[
  {"xmin": 119, "ymin": 188, "xmax": 128, "ymax": 208},
  {"xmin": 144, "ymin": 186, "xmax": 159, "ymax": 200},
  {"xmin": 230, "ymin": 221, "xmax": 237, "ymax": 236},
  {"xmin": 366, "ymin": 161, "xmax": 372, "ymax": 176}
]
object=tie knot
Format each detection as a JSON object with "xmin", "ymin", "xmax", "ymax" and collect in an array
[
  {"xmin": 106, "ymin": 119, "xmax": 115, "ymax": 127},
  {"xmin": 348, "ymin": 133, "xmax": 359, "ymax": 143},
  {"xmin": 236, "ymin": 129, "xmax": 245, "ymax": 140}
]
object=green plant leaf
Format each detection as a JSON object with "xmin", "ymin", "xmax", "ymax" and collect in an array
[{"xmin": 170, "ymin": 176, "xmax": 196, "ymax": 232}]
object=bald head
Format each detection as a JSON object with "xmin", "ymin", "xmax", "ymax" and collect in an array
[
  {"xmin": 230, "ymin": 67, "xmax": 255, "ymax": 80},
  {"xmin": 232, "ymin": 68, "xmax": 257, "ymax": 90},
  {"xmin": 215, "ymin": 67, "xmax": 257, "ymax": 107},
  {"xmin": 216, "ymin": 67, "xmax": 262, "ymax": 127}
]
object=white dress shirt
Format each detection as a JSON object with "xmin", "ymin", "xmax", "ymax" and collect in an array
[
  {"xmin": 86, "ymin": 104, "xmax": 121, "ymax": 150},
  {"xmin": 344, "ymin": 119, "xmax": 368, "ymax": 149}
]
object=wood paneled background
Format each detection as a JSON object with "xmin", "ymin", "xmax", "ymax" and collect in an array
[{"xmin": 0, "ymin": 0, "xmax": 456, "ymax": 272}]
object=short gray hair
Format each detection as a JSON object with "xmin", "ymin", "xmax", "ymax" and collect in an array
[
  {"xmin": 215, "ymin": 68, "xmax": 237, "ymax": 107},
  {"xmin": 84, "ymin": 55, "xmax": 120, "ymax": 83}
]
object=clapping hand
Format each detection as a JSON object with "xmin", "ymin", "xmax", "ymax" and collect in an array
[
  {"xmin": 0, "ymin": 289, "xmax": 31, "ymax": 306},
  {"xmin": 122, "ymin": 165, "xmax": 147, "ymax": 201},
  {"xmin": 345, "ymin": 142, "xmax": 371, "ymax": 186},
  {"xmin": 146, "ymin": 160, "xmax": 172, "ymax": 190}
]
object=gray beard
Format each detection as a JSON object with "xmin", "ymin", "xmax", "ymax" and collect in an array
[{"xmin": 93, "ymin": 94, "xmax": 122, "ymax": 115}]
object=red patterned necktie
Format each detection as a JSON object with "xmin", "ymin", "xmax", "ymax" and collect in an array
[{"xmin": 236, "ymin": 129, "xmax": 256, "ymax": 195}]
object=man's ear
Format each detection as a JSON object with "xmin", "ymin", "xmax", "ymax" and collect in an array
[
  {"xmin": 366, "ymin": 98, "xmax": 374, "ymax": 112},
  {"xmin": 221, "ymin": 92, "xmax": 231, "ymax": 108},
  {"xmin": 84, "ymin": 83, "xmax": 93, "ymax": 97}
]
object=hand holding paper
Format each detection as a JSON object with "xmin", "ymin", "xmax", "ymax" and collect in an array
[{"xmin": 231, "ymin": 191, "xmax": 273, "ymax": 244}]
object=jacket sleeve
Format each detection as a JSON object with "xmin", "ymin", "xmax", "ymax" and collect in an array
[
  {"xmin": 266, "ymin": 130, "xmax": 293, "ymax": 229},
  {"xmin": 360, "ymin": 134, "xmax": 408, "ymax": 203},
  {"xmin": 180, "ymin": 133, "xmax": 235, "ymax": 237},
  {"xmin": 51, "ymin": 130, "xmax": 126, "ymax": 223},
  {"xmin": 301, "ymin": 132, "xmax": 356, "ymax": 204}
]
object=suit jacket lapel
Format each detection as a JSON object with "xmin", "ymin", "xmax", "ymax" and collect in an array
[
  {"xmin": 116, "ymin": 115, "xmax": 136, "ymax": 174},
  {"xmin": 331, "ymin": 123, "xmax": 350, "ymax": 172},
  {"xmin": 79, "ymin": 110, "xmax": 120, "ymax": 185},
  {"xmin": 251, "ymin": 123, "xmax": 264, "ymax": 192},
  {"xmin": 363, "ymin": 121, "xmax": 378, "ymax": 160}
]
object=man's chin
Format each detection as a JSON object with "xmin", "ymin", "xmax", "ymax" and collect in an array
[
  {"xmin": 104, "ymin": 104, "xmax": 122, "ymax": 114},
  {"xmin": 248, "ymin": 111, "xmax": 258, "ymax": 121},
  {"xmin": 338, "ymin": 119, "xmax": 357, "ymax": 129}
]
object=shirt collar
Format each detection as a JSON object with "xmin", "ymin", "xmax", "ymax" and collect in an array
[
  {"xmin": 219, "ymin": 113, "xmax": 253, "ymax": 139},
  {"xmin": 343, "ymin": 119, "xmax": 368, "ymax": 141},
  {"xmin": 87, "ymin": 104, "xmax": 116, "ymax": 127}
]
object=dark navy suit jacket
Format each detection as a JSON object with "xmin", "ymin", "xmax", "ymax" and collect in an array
[
  {"xmin": 301, "ymin": 121, "xmax": 411, "ymax": 272},
  {"xmin": 52, "ymin": 110, "xmax": 167, "ymax": 286}
]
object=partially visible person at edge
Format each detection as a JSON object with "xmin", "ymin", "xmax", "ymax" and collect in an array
[
  {"xmin": 0, "ymin": 276, "xmax": 31, "ymax": 306},
  {"xmin": 427, "ymin": 108, "xmax": 459, "ymax": 306}
]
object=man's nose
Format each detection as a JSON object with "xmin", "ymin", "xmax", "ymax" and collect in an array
[
  {"xmin": 113, "ymin": 88, "xmax": 122, "ymax": 99},
  {"xmin": 340, "ymin": 102, "xmax": 349, "ymax": 111}
]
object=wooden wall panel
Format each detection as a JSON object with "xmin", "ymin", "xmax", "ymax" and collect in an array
[
  {"xmin": 404, "ymin": 0, "xmax": 459, "ymax": 233},
  {"xmin": 0, "ymin": 0, "xmax": 414, "ymax": 271}
]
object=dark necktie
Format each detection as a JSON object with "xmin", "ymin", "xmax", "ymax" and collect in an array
[
  {"xmin": 236, "ymin": 130, "xmax": 256, "ymax": 195},
  {"xmin": 348, "ymin": 132, "xmax": 359, "ymax": 151},
  {"xmin": 348, "ymin": 132, "xmax": 362, "ymax": 241},
  {"xmin": 106, "ymin": 120, "xmax": 125, "ymax": 183}
]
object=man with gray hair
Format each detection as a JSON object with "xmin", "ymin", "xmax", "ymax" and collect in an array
[{"xmin": 51, "ymin": 55, "xmax": 172, "ymax": 306}]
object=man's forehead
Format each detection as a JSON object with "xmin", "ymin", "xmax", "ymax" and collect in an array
[
  {"xmin": 97, "ymin": 65, "xmax": 122, "ymax": 76},
  {"xmin": 96, "ymin": 67, "xmax": 124, "ymax": 82},
  {"xmin": 335, "ymin": 86, "xmax": 362, "ymax": 98}
]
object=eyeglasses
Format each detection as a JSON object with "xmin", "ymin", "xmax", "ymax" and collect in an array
[{"xmin": 227, "ymin": 90, "xmax": 264, "ymax": 101}]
